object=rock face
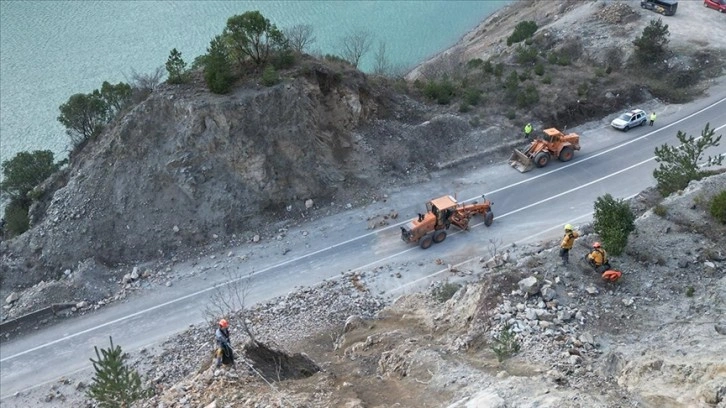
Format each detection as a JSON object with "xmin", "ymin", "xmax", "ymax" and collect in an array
[{"xmin": 1, "ymin": 61, "xmax": 504, "ymax": 293}]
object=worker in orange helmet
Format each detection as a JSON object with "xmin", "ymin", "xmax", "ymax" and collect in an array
[
  {"xmin": 587, "ymin": 242, "xmax": 622, "ymax": 282},
  {"xmin": 215, "ymin": 319, "xmax": 235, "ymax": 368},
  {"xmin": 586, "ymin": 242, "xmax": 610, "ymax": 273}
]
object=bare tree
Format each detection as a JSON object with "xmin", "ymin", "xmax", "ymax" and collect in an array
[
  {"xmin": 202, "ymin": 269, "xmax": 258, "ymax": 344},
  {"xmin": 283, "ymin": 24, "xmax": 316, "ymax": 53},
  {"xmin": 125, "ymin": 66, "xmax": 165, "ymax": 102},
  {"xmin": 127, "ymin": 66, "xmax": 165, "ymax": 92},
  {"xmin": 373, "ymin": 40, "xmax": 391, "ymax": 76},
  {"xmin": 340, "ymin": 29, "xmax": 373, "ymax": 69},
  {"xmin": 418, "ymin": 48, "xmax": 465, "ymax": 80}
]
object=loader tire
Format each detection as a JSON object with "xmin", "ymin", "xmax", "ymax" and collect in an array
[
  {"xmin": 534, "ymin": 152, "xmax": 550, "ymax": 168},
  {"xmin": 433, "ymin": 230, "xmax": 447, "ymax": 243},
  {"xmin": 484, "ymin": 211, "xmax": 494, "ymax": 226},
  {"xmin": 559, "ymin": 146, "xmax": 574, "ymax": 162},
  {"xmin": 420, "ymin": 235, "xmax": 433, "ymax": 249}
]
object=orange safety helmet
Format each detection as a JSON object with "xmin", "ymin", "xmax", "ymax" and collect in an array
[
  {"xmin": 219, "ymin": 319, "xmax": 229, "ymax": 329},
  {"xmin": 592, "ymin": 242, "xmax": 601, "ymax": 248}
]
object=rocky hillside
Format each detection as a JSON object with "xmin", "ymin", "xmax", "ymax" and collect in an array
[
  {"xmin": 0, "ymin": 58, "xmax": 511, "ymax": 313},
  {"xmin": 134, "ymin": 172, "xmax": 726, "ymax": 408},
  {"xmin": 16, "ymin": 172, "xmax": 724, "ymax": 408}
]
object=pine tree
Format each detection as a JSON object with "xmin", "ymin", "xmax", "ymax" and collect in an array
[
  {"xmin": 86, "ymin": 337, "xmax": 151, "ymax": 408},
  {"xmin": 165, "ymin": 48, "xmax": 188, "ymax": 84}
]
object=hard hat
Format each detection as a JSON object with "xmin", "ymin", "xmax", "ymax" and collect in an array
[
  {"xmin": 219, "ymin": 319, "xmax": 229, "ymax": 328},
  {"xmin": 593, "ymin": 242, "xmax": 601, "ymax": 248},
  {"xmin": 564, "ymin": 224, "xmax": 573, "ymax": 231}
]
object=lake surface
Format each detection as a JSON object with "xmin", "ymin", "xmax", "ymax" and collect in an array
[{"xmin": 0, "ymin": 1, "xmax": 508, "ymax": 163}]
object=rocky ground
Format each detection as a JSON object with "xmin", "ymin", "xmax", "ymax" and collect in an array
[{"xmin": 8, "ymin": 173, "xmax": 725, "ymax": 408}]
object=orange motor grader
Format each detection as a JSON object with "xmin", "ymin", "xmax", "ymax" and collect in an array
[
  {"xmin": 400, "ymin": 194, "xmax": 493, "ymax": 249},
  {"xmin": 509, "ymin": 128, "xmax": 580, "ymax": 173}
]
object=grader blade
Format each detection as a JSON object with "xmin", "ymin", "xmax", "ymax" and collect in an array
[{"xmin": 509, "ymin": 149, "xmax": 534, "ymax": 173}]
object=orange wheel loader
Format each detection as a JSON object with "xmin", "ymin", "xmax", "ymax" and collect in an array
[{"xmin": 509, "ymin": 128, "xmax": 581, "ymax": 173}]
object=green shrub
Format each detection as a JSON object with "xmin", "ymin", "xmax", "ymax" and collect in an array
[
  {"xmin": 423, "ymin": 79, "xmax": 456, "ymax": 105},
  {"xmin": 516, "ymin": 84, "xmax": 539, "ymax": 108},
  {"xmin": 463, "ymin": 88, "xmax": 482, "ymax": 106},
  {"xmin": 3, "ymin": 200, "xmax": 29, "ymax": 237},
  {"xmin": 653, "ymin": 204, "xmax": 667, "ymax": 217},
  {"xmin": 542, "ymin": 74, "xmax": 552, "ymax": 84},
  {"xmin": 271, "ymin": 49, "xmax": 296, "ymax": 70},
  {"xmin": 459, "ymin": 102, "xmax": 471, "ymax": 113},
  {"xmin": 469, "ymin": 115, "xmax": 481, "ymax": 127},
  {"xmin": 204, "ymin": 36, "xmax": 234, "ymax": 94},
  {"xmin": 593, "ymin": 193, "xmax": 636, "ymax": 256},
  {"xmin": 685, "ymin": 286, "xmax": 695, "ymax": 297},
  {"xmin": 506, "ymin": 110, "xmax": 516, "ymax": 120},
  {"xmin": 594, "ymin": 67, "xmax": 607, "ymax": 77},
  {"xmin": 534, "ymin": 63, "xmax": 545, "ymax": 76},
  {"xmin": 507, "ymin": 21, "xmax": 538, "ymax": 46},
  {"xmin": 577, "ymin": 82, "xmax": 589, "ymax": 97},
  {"xmin": 633, "ymin": 18, "xmax": 670, "ymax": 65},
  {"xmin": 710, "ymin": 190, "xmax": 726, "ymax": 224},
  {"xmin": 432, "ymin": 282, "xmax": 461, "ymax": 303},
  {"xmin": 491, "ymin": 324, "xmax": 521, "ymax": 362},
  {"xmin": 483, "ymin": 60, "xmax": 494, "ymax": 74},
  {"xmin": 261, "ymin": 65, "xmax": 279, "ymax": 86},
  {"xmin": 493, "ymin": 63, "xmax": 504, "ymax": 78},
  {"xmin": 518, "ymin": 70, "xmax": 531, "ymax": 82},
  {"xmin": 653, "ymin": 123, "xmax": 723, "ymax": 196},
  {"xmin": 413, "ymin": 79, "xmax": 424, "ymax": 89},
  {"xmin": 515, "ymin": 45, "xmax": 538, "ymax": 64},
  {"xmin": 467, "ymin": 58, "xmax": 484, "ymax": 69}
]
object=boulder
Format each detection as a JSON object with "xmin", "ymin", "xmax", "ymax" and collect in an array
[{"xmin": 518, "ymin": 276, "xmax": 540, "ymax": 295}]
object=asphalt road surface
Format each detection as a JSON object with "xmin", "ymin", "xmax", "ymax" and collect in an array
[{"xmin": 2, "ymin": 87, "xmax": 725, "ymax": 401}]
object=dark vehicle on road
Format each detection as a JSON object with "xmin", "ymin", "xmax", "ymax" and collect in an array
[{"xmin": 641, "ymin": 0, "xmax": 678, "ymax": 16}]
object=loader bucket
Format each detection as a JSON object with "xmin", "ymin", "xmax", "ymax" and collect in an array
[{"xmin": 509, "ymin": 149, "xmax": 534, "ymax": 173}]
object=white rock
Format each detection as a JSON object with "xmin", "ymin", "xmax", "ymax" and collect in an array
[
  {"xmin": 585, "ymin": 286, "xmax": 599, "ymax": 295},
  {"xmin": 305, "ymin": 199, "xmax": 314, "ymax": 209},
  {"xmin": 5, "ymin": 292, "xmax": 19, "ymax": 304},
  {"xmin": 130, "ymin": 267, "xmax": 139, "ymax": 280},
  {"xmin": 465, "ymin": 391, "xmax": 505, "ymax": 408},
  {"xmin": 580, "ymin": 332, "xmax": 595, "ymax": 345},
  {"xmin": 76, "ymin": 301, "xmax": 89, "ymax": 309},
  {"xmin": 253, "ymin": 234, "xmax": 260, "ymax": 243},
  {"xmin": 172, "ymin": 225, "xmax": 180, "ymax": 233},
  {"xmin": 704, "ymin": 261, "xmax": 716, "ymax": 269},
  {"xmin": 518, "ymin": 276, "xmax": 540, "ymax": 295},
  {"xmin": 622, "ymin": 298, "xmax": 634, "ymax": 306}
]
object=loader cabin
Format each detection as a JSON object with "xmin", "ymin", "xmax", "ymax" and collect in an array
[{"xmin": 640, "ymin": 0, "xmax": 677, "ymax": 16}]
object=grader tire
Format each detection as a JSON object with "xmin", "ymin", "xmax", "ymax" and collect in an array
[
  {"xmin": 433, "ymin": 230, "xmax": 447, "ymax": 243},
  {"xmin": 420, "ymin": 235, "xmax": 433, "ymax": 249}
]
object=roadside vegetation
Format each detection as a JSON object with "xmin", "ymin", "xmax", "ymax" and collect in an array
[
  {"xmin": 653, "ymin": 123, "xmax": 723, "ymax": 196},
  {"xmin": 87, "ymin": 337, "xmax": 152, "ymax": 407}
]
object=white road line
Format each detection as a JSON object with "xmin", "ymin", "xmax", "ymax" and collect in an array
[{"xmin": 2, "ymin": 103, "xmax": 724, "ymax": 364}]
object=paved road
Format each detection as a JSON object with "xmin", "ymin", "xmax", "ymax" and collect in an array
[{"xmin": 1, "ymin": 90, "xmax": 725, "ymax": 400}]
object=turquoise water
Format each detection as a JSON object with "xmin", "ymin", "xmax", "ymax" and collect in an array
[{"xmin": 0, "ymin": 1, "xmax": 508, "ymax": 162}]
